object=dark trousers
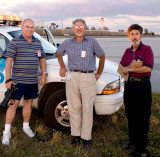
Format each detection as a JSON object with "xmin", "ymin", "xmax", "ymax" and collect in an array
[{"xmin": 124, "ymin": 80, "xmax": 152, "ymax": 153}]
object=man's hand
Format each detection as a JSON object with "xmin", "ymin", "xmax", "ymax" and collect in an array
[
  {"xmin": 95, "ymin": 73, "xmax": 101, "ymax": 80},
  {"xmin": 5, "ymin": 81, "xmax": 16, "ymax": 89},
  {"xmin": 95, "ymin": 55, "xmax": 105, "ymax": 80},
  {"xmin": 134, "ymin": 61, "xmax": 143, "ymax": 68},
  {"xmin": 40, "ymin": 75, "xmax": 46, "ymax": 86},
  {"xmin": 130, "ymin": 60, "xmax": 143, "ymax": 68},
  {"xmin": 59, "ymin": 67, "xmax": 68, "ymax": 77},
  {"xmin": 122, "ymin": 67, "xmax": 129, "ymax": 74}
]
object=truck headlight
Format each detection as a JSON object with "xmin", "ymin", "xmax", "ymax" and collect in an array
[{"xmin": 102, "ymin": 79, "xmax": 120, "ymax": 95}]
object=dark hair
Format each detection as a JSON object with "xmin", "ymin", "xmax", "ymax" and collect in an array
[
  {"xmin": 128, "ymin": 24, "xmax": 143, "ymax": 35},
  {"xmin": 72, "ymin": 19, "xmax": 87, "ymax": 27}
]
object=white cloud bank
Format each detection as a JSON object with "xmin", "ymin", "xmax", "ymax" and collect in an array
[{"xmin": 0, "ymin": 0, "xmax": 160, "ymax": 33}]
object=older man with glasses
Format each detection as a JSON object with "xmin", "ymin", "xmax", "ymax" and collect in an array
[
  {"xmin": 56, "ymin": 18, "xmax": 105, "ymax": 148},
  {"xmin": 2, "ymin": 18, "xmax": 47, "ymax": 145}
]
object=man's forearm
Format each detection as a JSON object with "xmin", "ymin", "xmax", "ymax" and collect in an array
[
  {"xmin": 97, "ymin": 55, "xmax": 105, "ymax": 74},
  {"xmin": 5, "ymin": 58, "xmax": 13, "ymax": 80},
  {"xmin": 56, "ymin": 53, "xmax": 65, "ymax": 68},
  {"xmin": 39, "ymin": 58, "xmax": 46, "ymax": 72},
  {"xmin": 131, "ymin": 66, "xmax": 152, "ymax": 73}
]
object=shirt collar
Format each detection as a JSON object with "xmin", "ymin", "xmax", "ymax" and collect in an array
[
  {"xmin": 19, "ymin": 34, "xmax": 36, "ymax": 41},
  {"xmin": 71, "ymin": 36, "xmax": 88, "ymax": 42},
  {"xmin": 129, "ymin": 41, "xmax": 143, "ymax": 53}
]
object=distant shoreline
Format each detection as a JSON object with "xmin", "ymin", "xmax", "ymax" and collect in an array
[
  {"xmin": 35, "ymin": 28, "xmax": 160, "ymax": 38},
  {"xmin": 54, "ymin": 35, "xmax": 160, "ymax": 39}
]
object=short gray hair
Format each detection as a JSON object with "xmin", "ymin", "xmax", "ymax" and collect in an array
[
  {"xmin": 22, "ymin": 18, "xmax": 34, "ymax": 26},
  {"xmin": 72, "ymin": 19, "xmax": 87, "ymax": 27}
]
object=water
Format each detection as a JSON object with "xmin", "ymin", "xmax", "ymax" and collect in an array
[
  {"xmin": 55, "ymin": 37, "xmax": 160, "ymax": 93},
  {"xmin": 56, "ymin": 37, "xmax": 160, "ymax": 62}
]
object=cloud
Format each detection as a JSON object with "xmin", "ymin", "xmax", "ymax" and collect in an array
[
  {"xmin": 0, "ymin": 0, "xmax": 160, "ymax": 32},
  {"xmin": 1, "ymin": 0, "xmax": 159, "ymax": 19}
]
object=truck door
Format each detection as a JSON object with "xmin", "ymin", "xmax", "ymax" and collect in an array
[
  {"xmin": 44, "ymin": 28, "xmax": 57, "ymax": 47},
  {"xmin": 0, "ymin": 34, "xmax": 10, "ymax": 101}
]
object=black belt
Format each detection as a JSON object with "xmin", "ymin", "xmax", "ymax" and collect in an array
[
  {"xmin": 128, "ymin": 77, "xmax": 150, "ymax": 82},
  {"xmin": 71, "ymin": 70, "xmax": 94, "ymax": 73}
]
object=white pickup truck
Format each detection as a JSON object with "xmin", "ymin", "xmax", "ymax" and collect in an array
[{"xmin": 0, "ymin": 15, "xmax": 124, "ymax": 129}]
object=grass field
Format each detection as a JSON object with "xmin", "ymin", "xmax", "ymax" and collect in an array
[{"xmin": 0, "ymin": 93, "xmax": 160, "ymax": 157}]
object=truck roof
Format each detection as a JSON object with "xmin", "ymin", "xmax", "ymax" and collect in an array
[{"xmin": 0, "ymin": 14, "xmax": 22, "ymax": 26}]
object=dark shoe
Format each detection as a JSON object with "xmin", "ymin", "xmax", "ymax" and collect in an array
[
  {"xmin": 82, "ymin": 139, "xmax": 91, "ymax": 149},
  {"xmin": 123, "ymin": 142, "xmax": 134, "ymax": 150},
  {"xmin": 132, "ymin": 152, "xmax": 142, "ymax": 157},
  {"xmin": 71, "ymin": 136, "xmax": 80, "ymax": 146},
  {"xmin": 131, "ymin": 151, "xmax": 147, "ymax": 157}
]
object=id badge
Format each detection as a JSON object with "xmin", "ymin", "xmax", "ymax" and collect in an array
[
  {"xmin": 81, "ymin": 50, "xmax": 86, "ymax": 57},
  {"xmin": 38, "ymin": 49, "xmax": 41, "ymax": 57},
  {"xmin": 66, "ymin": 71, "xmax": 71, "ymax": 80}
]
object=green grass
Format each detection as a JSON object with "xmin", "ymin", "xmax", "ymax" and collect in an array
[{"xmin": 0, "ymin": 93, "xmax": 160, "ymax": 157}]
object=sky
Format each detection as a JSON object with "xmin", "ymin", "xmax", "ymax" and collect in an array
[{"xmin": 0, "ymin": 0, "xmax": 160, "ymax": 33}]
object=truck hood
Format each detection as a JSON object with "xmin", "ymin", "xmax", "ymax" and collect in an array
[
  {"xmin": 101, "ymin": 59, "xmax": 119, "ymax": 76},
  {"xmin": 46, "ymin": 56, "xmax": 119, "ymax": 76}
]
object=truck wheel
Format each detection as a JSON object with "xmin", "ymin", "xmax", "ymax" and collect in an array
[{"xmin": 44, "ymin": 89, "xmax": 70, "ymax": 128}]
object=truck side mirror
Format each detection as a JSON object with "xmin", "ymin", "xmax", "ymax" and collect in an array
[{"xmin": 56, "ymin": 43, "xmax": 60, "ymax": 47}]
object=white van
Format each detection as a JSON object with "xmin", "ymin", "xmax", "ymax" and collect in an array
[{"xmin": 0, "ymin": 15, "xmax": 124, "ymax": 129}]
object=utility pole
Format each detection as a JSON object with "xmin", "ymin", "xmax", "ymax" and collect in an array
[{"xmin": 62, "ymin": 19, "xmax": 63, "ymax": 29}]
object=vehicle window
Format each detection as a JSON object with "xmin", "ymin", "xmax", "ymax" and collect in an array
[
  {"xmin": 0, "ymin": 34, "xmax": 10, "ymax": 58},
  {"xmin": 8, "ymin": 30, "xmax": 21, "ymax": 38},
  {"xmin": 33, "ymin": 33, "xmax": 57, "ymax": 55},
  {"xmin": 8, "ymin": 30, "xmax": 57, "ymax": 60},
  {"xmin": 44, "ymin": 29, "xmax": 56, "ymax": 46}
]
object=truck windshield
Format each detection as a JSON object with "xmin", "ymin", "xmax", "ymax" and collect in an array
[{"xmin": 8, "ymin": 30, "xmax": 57, "ymax": 59}]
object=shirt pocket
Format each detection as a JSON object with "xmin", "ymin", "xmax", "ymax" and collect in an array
[{"xmin": 84, "ymin": 46, "xmax": 93, "ymax": 58}]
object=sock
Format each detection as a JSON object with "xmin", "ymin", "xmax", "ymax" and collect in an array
[
  {"xmin": 4, "ymin": 124, "xmax": 11, "ymax": 132},
  {"xmin": 23, "ymin": 122, "xmax": 29, "ymax": 128}
]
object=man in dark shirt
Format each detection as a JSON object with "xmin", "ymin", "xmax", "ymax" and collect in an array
[{"xmin": 120, "ymin": 24, "xmax": 154, "ymax": 157}]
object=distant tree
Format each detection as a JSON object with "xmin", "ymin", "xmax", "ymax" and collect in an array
[
  {"xmin": 65, "ymin": 27, "xmax": 72, "ymax": 29},
  {"xmin": 103, "ymin": 26, "xmax": 109, "ymax": 30},
  {"xmin": 149, "ymin": 31, "xmax": 155, "ymax": 36},
  {"xmin": 144, "ymin": 28, "xmax": 149, "ymax": 35},
  {"xmin": 49, "ymin": 23, "xmax": 59, "ymax": 29},
  {"xmin": 98, "ymin": 26, "xmax": 109, "ymax": 31},
  {"xmin": 86, "ymin": 25, "xmax": 89, "ymax": 30},
  {"xmin": 91, "ymin": 26, "xmax": 96, "ymax": 30}
]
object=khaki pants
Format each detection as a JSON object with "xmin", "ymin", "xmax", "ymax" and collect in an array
[{"xmin": 66, "ymin": 72, "xmax": 97, "ymax": 140}]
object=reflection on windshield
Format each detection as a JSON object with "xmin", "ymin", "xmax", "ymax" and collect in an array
[
  {"xmin": 8, "ymin": 30, "xmax": 57, "ymax": 59},
  {"xmin": 8, "ymin": 30, "xmax": 21, "ymax": 38}
]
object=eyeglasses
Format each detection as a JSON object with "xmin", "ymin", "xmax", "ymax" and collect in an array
[{"xmin": 74, "ymin": 25, "xmax": 85, "ymax": 29}]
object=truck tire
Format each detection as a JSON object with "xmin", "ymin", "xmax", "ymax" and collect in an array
[{"xmin": 44, "ymin": 89, "xmax": 70, "ymax": 129}]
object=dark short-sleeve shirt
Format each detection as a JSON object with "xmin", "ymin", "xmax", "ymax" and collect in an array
[
  {"xmin": 120, "ymin": 42, "xmax": 154, "ymax": 77},
  {"xmin": 56, "ymin": 36, "xmax": 105, "ymax": 71},
  {"xmin": 6, "ymin": 34, "xmax": 46, "ymax": 84}
]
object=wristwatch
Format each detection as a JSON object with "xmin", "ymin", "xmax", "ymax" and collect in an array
[
  {"xmin": 42, "ymin": 72, "xmax": 48, "ymax": 74},
  {"xmin": 128, "ymin": 67, "xmax": 131, "ymax": 72},
  {"xmin": 41, "ymin": 72, "xmax": 48, "ymax": 77}
]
